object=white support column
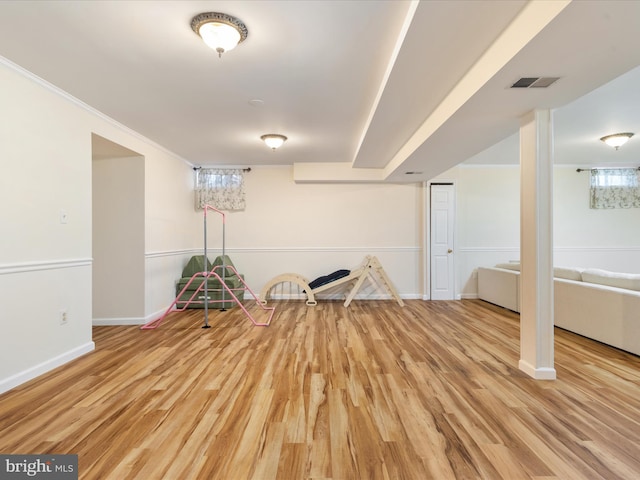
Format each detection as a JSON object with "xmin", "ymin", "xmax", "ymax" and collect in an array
[{"xmin": 519, "ymin": 109, "xmax": 556, "ymax": 380}]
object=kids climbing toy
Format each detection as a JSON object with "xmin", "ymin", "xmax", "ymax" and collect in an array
[{"xmin": 259, "ymin": 255, "xmax": 404, "ymax": 307}]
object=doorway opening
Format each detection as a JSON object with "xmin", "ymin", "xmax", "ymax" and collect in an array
[{"xmin": 91, "ymin": 133, "xmax": 145, "ymax": 323}]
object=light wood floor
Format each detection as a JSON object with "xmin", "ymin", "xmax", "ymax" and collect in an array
[{"xmin": 1, "ymin": 300, "xmax": 639, "ymax": 479}]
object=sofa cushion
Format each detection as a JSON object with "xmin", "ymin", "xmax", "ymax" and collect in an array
[
  {"xmin": 495, "ymin": 262, "xmax": 521, "ymax": 271},
  {"xmin": 581, "ymin": 268, "xmax": 640, "ymax": 291},
  {"xmin": 495, "ymin": 263, "xmax": 584, "ymax": 281},
  {"xmin": 553, "ymin": 267, "xmax": 583, "ymax": 281}
]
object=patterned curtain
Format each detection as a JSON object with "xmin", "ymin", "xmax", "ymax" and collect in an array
[
  {"xmin": 590, "ymin": 168, "xmax": 640, "ymax": 209},
  {"xmin": 195, "ymin": 168, "xmax": 246, "ymax": 211}
]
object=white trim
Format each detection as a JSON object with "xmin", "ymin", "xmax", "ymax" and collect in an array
[
  {"xmin": 457, "ymin": 247, "xmax": 520, "ymax": 252},
  {"xmin": 460, "ymin": 293, "xmax": 479, "ymax": 300},
  {"xmin": 93, "ymin": 306, "xmax": 170, "ymax": 326},
  {"xmin": 0, "ymin": 342, "xmax": 95, "ymax": 394},
  {"xmin": 0, "ymin": 54, "xmax": 193, "ymax": 168},
  {"xmin": 145, "ymin": 249, "xmax": 200, "ymax": 259},
  {"xmin": 144, "ymin": 245, "xmax": 640, "ymax": 260},
  {"xmin": 93, "ymin": 317, "xmax": 146, "ymax": 326},
  {"xmin": 458, "ymin": 246, "xmax": 640, "ymax": 254},
  {"xmin": 422, "ymin": 181, "xmax": 429, "ymax": 299},
  {"xmin": 554, "ymin": 246, "xmax": 640, "ymax": 252},
  {"xmin": 145, "ymin": 246, "xmax": 420, "ymax": 258},
  {"xmin": 265, "ymin": 293, "xmax": 419, "ymax": 302},
  {"xmin": 518, "ymin": 360, "xmax": 556, "ymax": 380},
  {"xmin": 234, "ymin": 246, "xmax": 420, "ymax": 253},
  {"xmin": 0, "ymin": 259, "xmax": 92, "ymax": 275}
]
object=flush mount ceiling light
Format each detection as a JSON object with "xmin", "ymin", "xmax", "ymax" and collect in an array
[
  {"xmin": 191, "ymin": 12, "xmax": 248, "ymax": 58},
  {"xmin": 600, "ymin": 132, "xmax": 634, "ymax": 150},
  {"xmin": 261, "ymin": 134, "xmax": 287, "ymax": 150}
]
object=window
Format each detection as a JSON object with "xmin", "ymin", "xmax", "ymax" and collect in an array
[
  {"xmin": 590, "ymin": 168, "xmax": 640, "ymax": 209},
  {"xmin": 194, "ymin": 168, "xmax": 246, "ymax": 211}
]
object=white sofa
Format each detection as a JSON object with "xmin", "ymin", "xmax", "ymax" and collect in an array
[
  {"xmin": 477, "ymin": 263, "xmax": 640, "ymax": 356},
  {"xmin": 477, "ymin": 264, "xmax": 520, "ymax": 312}
]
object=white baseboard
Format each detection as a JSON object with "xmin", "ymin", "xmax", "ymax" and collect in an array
[
  {"xmin": 93, "ymin": 306, "xmax": 170, "ymax": 326},
  {"xmin": 93, "ymin": 317, "xmax": 146, "ymax": 326},
  {"xmin": 0, "ymin": 341, "xmax": 95, "ymax": 394},
  {"xmin": 400, "ymin": 294, "xmax": 421, "ymax": 300},
  {"xmin": 422, "ymin": 294, "xmax": 474, "ymax": 301},
  {"xmin": 518, "ymin": 359, "xmax": 557, "ymax": 380},
  {"xmin": 265, "ymin": 293, "xmax": 419, "ymax": 301}
]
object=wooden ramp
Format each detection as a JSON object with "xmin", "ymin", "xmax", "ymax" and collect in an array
[{"xmin": 259, "ymin": 255, "xmax": 404, "ymax": 307}]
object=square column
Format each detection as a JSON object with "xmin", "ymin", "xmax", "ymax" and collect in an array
[{"xmin": 519, "ymin": 109, "xmax": 556, "ymax": 380}]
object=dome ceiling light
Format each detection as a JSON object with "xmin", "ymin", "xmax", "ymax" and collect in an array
[
  {"xmin": 600, "ymin": 132, "xmax": 634, "ymax": 150},
  {"xmin": 261, "ymin": 134, "xmax": 288, "ymax": 150},
  {"xmin": 191, "ymin": 12, "xmax": 248, "ymax": 58}
]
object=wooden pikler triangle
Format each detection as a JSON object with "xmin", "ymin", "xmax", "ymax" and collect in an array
[{"xmin": 260, "ymin": 255, "xmax": 404, "ymax": 307}]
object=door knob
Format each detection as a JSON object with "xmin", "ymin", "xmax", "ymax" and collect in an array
[{"xmin": 448, "ymin": 249, "xmax": 453, "ymax": 253}]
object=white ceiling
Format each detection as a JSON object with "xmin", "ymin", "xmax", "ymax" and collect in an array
[{"xmin": 0, "ymin": 0, "xmax": 639, "ymax": 182}]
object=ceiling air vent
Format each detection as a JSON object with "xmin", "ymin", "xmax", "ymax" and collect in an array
[{"xmin": 511, "ymin": 77, "xmax": 560, "ymax": 88}]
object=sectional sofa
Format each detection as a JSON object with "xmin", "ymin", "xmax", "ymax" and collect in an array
[{"xmin": 477, "ymin": 263, "xmax": 640, "ymax": 356}]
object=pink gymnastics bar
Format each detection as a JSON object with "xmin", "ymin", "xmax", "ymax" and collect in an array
[
  {"xmin": 141, "ymin": 264, "xmax": 275, "ymax": 330},
  {"xmin": 141, "ymin": 202, "xmax": 275, "ymax": 330}
]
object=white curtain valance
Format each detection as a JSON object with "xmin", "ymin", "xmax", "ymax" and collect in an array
[
  {"xmin": 195, "ymin": 168, "xmax": 246, "ymax": 211},
  {"xmin": 590, "ymin": 168, "xmax": 640, "ymax": 209}
]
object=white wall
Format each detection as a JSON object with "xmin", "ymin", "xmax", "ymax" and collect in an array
[
  {"xmin": 93, "ymin": 155, "xmax": 145, "ymax": 319},
  {"xmin": 554, "ymin": 166, "xmax": 640, "ymax": 270},
  {"xmin": 0, "ymin": 61, "xmax": 94, "ymax": 392},
  {"xmin": 186, "ymin": 166, "xmax": 423, "ymax": 304},
  {"xmin": 441, "ymin": 164, "xmax": 640, "ymax": 299},
  {"xmin": 143, "ymin": 151, "xmax": 201, "ymax": 321},
  {"xmin": 0, "ymin": 59, "xmax": 196, "ymax": 390},
  {"xmin": 3, "ymin": 52, "xmax": 636, "ymax": 392},
  {"xmin": 452, "ymin": 166, "xmax": 521, "ymax": 297}
]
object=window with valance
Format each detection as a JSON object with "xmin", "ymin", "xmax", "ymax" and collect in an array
[
  {"xmin": 590, "ymin": 168, "xmax": 640, "ymax": 209},
  {"xmin": 194, "ymin": 168, "xmax": 246, "ymax": 211}
]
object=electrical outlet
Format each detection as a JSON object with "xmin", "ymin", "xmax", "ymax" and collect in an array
[{"xmin": 60, "ymin": 309, "xmax": 68, "ymax": 325}]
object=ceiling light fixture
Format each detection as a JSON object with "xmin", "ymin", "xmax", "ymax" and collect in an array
[
  {"xmin": 261, "ymin": 134, "xmax": 287, "ymax": 150},
  {"xmin": 191, "ymin": 12, "xmax": 248, "ymax": 58},
  {"xmin": 600, "ymin": 132, "xmax": 634, "ymax": 150}
]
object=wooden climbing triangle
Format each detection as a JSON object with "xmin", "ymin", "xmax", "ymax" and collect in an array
[{"xmin": 259, "ymin": 255, "xmax": 404, "ymax": 307}]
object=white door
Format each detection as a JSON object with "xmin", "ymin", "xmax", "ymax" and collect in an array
[{"xmin": 430, "ymin": 184, "xmax": 455, "ymax": 300}]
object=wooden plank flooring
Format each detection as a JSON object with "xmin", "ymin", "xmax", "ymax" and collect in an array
[{"xmin": 0, "ymin": 300, "xmax": 639, "ymax": 479}]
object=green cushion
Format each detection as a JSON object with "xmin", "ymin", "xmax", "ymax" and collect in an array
[
  {"xmin": 212, "ymin": 255, "xmax": 238, "ymax": 277},
  {"xmin": 176, "ymin": 255, "xmax": 244, "ymax": 308},
  {"xmin": 182, "ymin": 255, "xmax": 212, "ymax": 277}
]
